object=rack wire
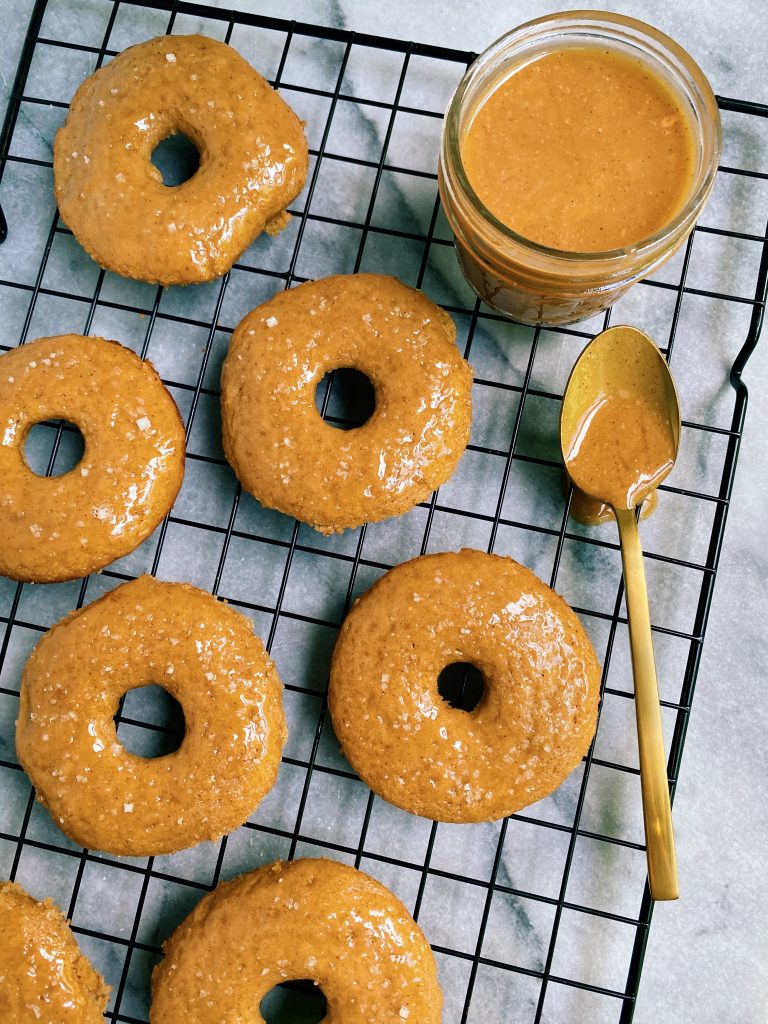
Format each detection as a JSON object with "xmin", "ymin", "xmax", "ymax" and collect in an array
[{"xmin": 0, "ymin": 1, "xmax": 766, "ymax": 1021}]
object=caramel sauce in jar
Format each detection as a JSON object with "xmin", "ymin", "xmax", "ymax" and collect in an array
[
  {"xmin": 461, "ymin": 47, "xmax": 695, "ymax": 253},
  {"xmin": 439, "ymin": 13, "xmax": 721, "ymax": 326}
]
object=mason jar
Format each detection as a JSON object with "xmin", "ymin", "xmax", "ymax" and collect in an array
[{"xmin": 438, "ymin": 12, "xmax": 721, "ymax": 327}]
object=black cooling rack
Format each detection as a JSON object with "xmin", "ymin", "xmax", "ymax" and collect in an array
[{"xmin": 0, "ymin": 1, "xmax": 766, "ymax": 1022}]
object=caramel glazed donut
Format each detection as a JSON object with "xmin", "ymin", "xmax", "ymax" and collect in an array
[
  {"xmin": 221, "ymin": 274, "xmax": 473, "ymax": 533},
  {"xmin": 0, "ymin": 335, "xmax": 184, "ymax": 583},
  {"xmin": 54, "ymin": 34, "xmax": 308, "ymax": 285},
  {"xmin": 329, "ymin": 549, "xmax": 601, "ymax": 823},
  {"xmin": 16, "ymin": 575, "xmax": 286, "ymax": 856},
  {"xmin": 0, "ymin": 881, "xmax": 109, "ymax": 1023},
  {"xmin": 151, "ymin": 858, "xmax": 442, "ymax": 1024}
]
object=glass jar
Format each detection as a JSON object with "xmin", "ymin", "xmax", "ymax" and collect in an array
[{"xmin": 438, "ymin": 12, "xmax": 721, "ymax": 327}]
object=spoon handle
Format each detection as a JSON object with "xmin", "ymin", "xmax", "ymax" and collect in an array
[{"xmin": 614, "ymin": 506, "xmax": 679, "ymax": 901}]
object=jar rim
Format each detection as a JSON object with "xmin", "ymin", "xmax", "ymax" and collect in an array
[{"xmin": 443, "ymin": 10, "xmax": 722, "ymax": 264}]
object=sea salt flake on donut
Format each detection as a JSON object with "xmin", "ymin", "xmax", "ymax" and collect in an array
[{"xmin": 165, "ymin": 53, "xmax": 176, "ymax": 62}]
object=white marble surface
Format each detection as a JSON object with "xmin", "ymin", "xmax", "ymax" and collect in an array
[{"xmin": 1, "ymin": 2, "xmax": 766, "ymax": 1023}]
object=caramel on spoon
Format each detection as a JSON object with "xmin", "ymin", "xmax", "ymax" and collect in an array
[{"xmin": 560, "ymin": 325, "xmax": 680, "ymax": 901}]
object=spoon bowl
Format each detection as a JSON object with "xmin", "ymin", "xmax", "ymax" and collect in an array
[
  {"xmin": 560, "ymin": 325, "xmax": 681, "ymax": 902},
  {"xmin": 560, "ymin": 324, "xmax": 681, "ymax": 508}
]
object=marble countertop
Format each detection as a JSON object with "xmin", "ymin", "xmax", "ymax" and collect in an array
[{"xmin": 2, "ymin": 2, "xmax": 766, "ymax": 1023}]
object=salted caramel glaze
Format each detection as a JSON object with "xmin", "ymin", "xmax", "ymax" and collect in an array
[
  {"xmin": 151, "ymin": 859, "xmax": 442, "ymax": 1024},
  {"xmin": 221, "ymin": 274, "xmax": 473, "ymax": 534},
  {"xmin": 564, "ymin": 393, "xmax": 676, "ymax": 509},
  {"xmin": 462, "ymin": 46, "xmax": 696, "ymax": 252},
  {"xmin": 0, "ymin": 335, "xmax": 184, "ymax": 583},
  {"xmin": 0, "ymin": 881, "xmax": 109, "ymax": 1023},
  {"xmin": 54, "ymin": 34, "xmax": 308, "ymax": 284},
  {"xmin": 329, "ymin": 549, "xmax": 600, "ymax": 823},
  {"xmin": 16, "ymin": 576, "xmax": 286, "ymax": 856}
]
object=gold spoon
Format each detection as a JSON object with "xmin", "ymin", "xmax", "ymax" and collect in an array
[{"xmin": 560, "ymin": 325, "xmax": 680, "ymax": 902}]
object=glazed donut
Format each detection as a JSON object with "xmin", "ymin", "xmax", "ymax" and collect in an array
[
  {"xmin": 54, "ymin": 34, "xmax": 308, "ymax": 285},
  {"xmin": 0, "ymin": 881, "xmax": 109, "ymax": 1022},
  {"xmin": 221, "ymin": 274, "xmax": 473, "ymax": 533},
  {"xmin": 151, "ymin": 858, "xmax": 442, "ymax": 1024},
  {"xmin": 0, "ymin": 334, "xmax": 184, "ymax": 583},
  {"xmin": 16, "ymin": 575, "xmax": 286, "ymax": 856},
  {"xmin": 329, "ymin": 549, "xmax": 601, "ymax": 822}
]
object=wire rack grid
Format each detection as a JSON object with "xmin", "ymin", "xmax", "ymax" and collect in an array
[{"xmin": 0, "ymin": 1, "xmax": 766, "ymax": 1022}]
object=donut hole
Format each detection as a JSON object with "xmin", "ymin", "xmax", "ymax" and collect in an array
[
  {"xmin": 259, "ymin": 980, "xmax": 327, "ymax": 1024},
  {"xmin": 151, "ymin": 132, "xmax": 201, "ymax": 186},
  {"xmin": 24, "ymin": 420, "xmax": 85, "ymax": 477},
  {"xmin": 115, "ymin": 684, "xmax": 185, "ymax": 758},
  {"xmin": 315, "ymin": 367, "xmax": 375, "ymax": 430},
  {"xmin": 437, "ymin": 662, "xmax": 485, "ymax": 713}
]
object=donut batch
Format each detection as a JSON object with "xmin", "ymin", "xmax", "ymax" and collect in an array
[
  {"xmin": 151, "ymin": 858, "xmax": 443, "ymax": 1023},
  {"xmin": 54, "ymin": 34, "xmax": 308, "ymax": 285},
  {"xmin": 329, "ymin": 550, "xmax": 600, "ymax": 823},
  {"xmin": 16, "ymin": 575, "xmax": 286, "ymax": 856},
  {"xmin": 0, "ymin": 881, "xmax": 110, "ymax": 1022},
  {"xmin": 0, "ymin": 334, "xmax": 185, "ymax": 582},
  {"xmin": 222, "ymin": 273, "xmax": 473, "ymax": 532},
  {"xmin": 2, "ymin": 32, "xmax": 602, "ymax": 1022}
]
